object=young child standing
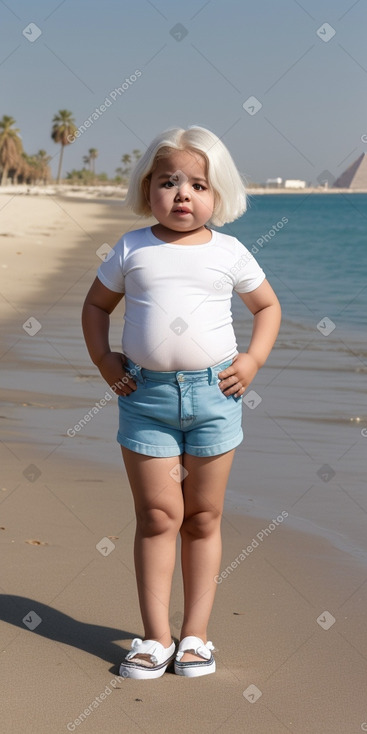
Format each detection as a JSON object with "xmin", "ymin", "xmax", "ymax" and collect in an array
[{"xmin": 82, "ymin": 126, "xmax": 281, "ymax": 679}]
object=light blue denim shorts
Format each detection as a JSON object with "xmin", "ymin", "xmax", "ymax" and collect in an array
[{"xmin": 117, "ymin": 357, "xmax": 243, "ymax": 458}]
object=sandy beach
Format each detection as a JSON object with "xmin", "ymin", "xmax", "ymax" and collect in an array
[{"xmin": 1, "ymin": 194, "xmax": 367, "ymax": 734}]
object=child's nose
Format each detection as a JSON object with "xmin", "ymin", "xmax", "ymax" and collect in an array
[{"xmin": 175, "ymin": 185, "xmax": 190, "ymax": 199}]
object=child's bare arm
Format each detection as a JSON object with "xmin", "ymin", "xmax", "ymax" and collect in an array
[
  {"xmin": 82, "ymin": 278, "xmax": 137, "ymax": 395},
  {"xmin": 218, "ymin": 280, "xmax": 281, "ymax": 397},
  {"xmin": 238, "ymin": 279, "xmax": 282, "ymax": 368}
]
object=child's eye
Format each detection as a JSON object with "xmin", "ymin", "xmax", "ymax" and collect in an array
[{"xmin": 161, "ymin": 181, "xmax": 207, "ymax": 190}]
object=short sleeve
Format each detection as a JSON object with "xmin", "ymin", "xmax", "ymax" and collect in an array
[
  {"xmin": 97, "ymin": 239, "xmax": 125, "ymax": 293},
  {"xmin": 232, "ymin": 240, "xmax": 266, "ymax": 293}
]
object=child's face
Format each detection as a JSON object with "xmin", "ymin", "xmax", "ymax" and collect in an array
[{"xmin": 147, "ymin": 150, "xmax": 215, "ymax": 233}]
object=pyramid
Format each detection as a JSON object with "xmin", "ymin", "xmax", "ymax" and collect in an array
[{"xmin": 333, "ymin": 152, "xmax": 367, "ymax": 189}]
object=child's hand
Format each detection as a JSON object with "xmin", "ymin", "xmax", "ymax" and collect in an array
[
  {"xmin": 218, "ymin": 353, "xmax": 259, "ymax": 398},
  {"xmin": 97, "ymin": 352, "xmax": 137, "ymax": 396}
]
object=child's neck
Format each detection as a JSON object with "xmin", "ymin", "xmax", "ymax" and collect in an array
[{"xmin": 151, "ymin": 224, "xmax": 212, "ymax": 245}]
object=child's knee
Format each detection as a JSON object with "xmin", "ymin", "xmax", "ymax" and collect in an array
[
  {"xmin": 180, "ymin": 509, "xmax": 221, "ymax": 539},
  {"xmin": 137, "ymin": 507, "xmax": 181, "ymax": 536}
]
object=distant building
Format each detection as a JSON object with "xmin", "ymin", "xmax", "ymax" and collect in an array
[
  {"xmin": 284, "ymin": 179, "xmax": 306, "ymax": 189},
  {"xmin": 265, "ymin": 177, "xmax": 283, "ymax": 188},
  {"xmin": 333, "ymin": 153, "xmax": 367, "ymax": 189}
]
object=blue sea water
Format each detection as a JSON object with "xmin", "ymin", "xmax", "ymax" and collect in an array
[
  {"xmin": 219, "ymin": 194, "xmax": 367, "ymax": 563},
  {"xmin": 221, "ymin": 193, "xmax": 367, "ymax": 334}
]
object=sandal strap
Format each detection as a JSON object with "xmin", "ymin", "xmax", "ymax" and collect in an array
[
  {"xmin": 176, "ymin": 636, "xmax": 214, "ymax": 662},
  {"xmin": 125, "ymin": 638, "xmax": 174, "ymax": 665}
]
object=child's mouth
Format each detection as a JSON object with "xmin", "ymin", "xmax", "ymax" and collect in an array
[{"xmin": 173, "ymin": 208, "xmax": 192, "ymax": 215}]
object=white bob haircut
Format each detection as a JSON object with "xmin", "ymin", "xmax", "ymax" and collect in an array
[{"xmin": 124, "ymin": 125, "xmax": 247, "ymax": 226}]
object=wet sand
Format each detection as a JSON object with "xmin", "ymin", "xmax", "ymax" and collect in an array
[{"xmin": 1, "ymin": 194, "xmax": 367, "ymax": 733}]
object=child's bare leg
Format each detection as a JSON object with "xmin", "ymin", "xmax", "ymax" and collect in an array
[
  {"xmin": 121, "ymin": 447, "xmax": 184, "ymax": 660},
  {"xmin": 179, "ymin": 449, "xmax": 236, "ymax": 662}
]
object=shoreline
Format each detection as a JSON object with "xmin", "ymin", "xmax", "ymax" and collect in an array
[
  {"xmin": 1, "ymin": 195, "xmax": 366, "ymax": 561},
  {"xmin": 1, "ymin": 194, "xmax": 367, "ymax": 732},
  {"xmin": 1, "ymin": 183, "xmax": 367, "ymax": 200}
]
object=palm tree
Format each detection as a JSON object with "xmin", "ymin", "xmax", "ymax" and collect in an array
[
  {"xmin": 83, "ymin": 154, "xmax": 91, "ymax": 170},
  {"xmin": 51, "ymin": 110, "xmax": 77, "ymax": 183},
  {"xmin": 116, "ymin": 150, "xmax": 142, "ymax": 183},
  {"xmin": 0, "ymin": 115, "xmax": 23, "ymax": 185},
  {"xmin": 19, "ymin": 153, "xmax": 35, "ymax": 184},
  {"xmin": 117, "ymin": 153, "xmax": 132, "ymax": 180},
  {"xmin": 11, "ymin": 151, "xmax": 28, "ymax": 184},
  {"xmin": 88, "ymin": 148, "xmax": 98, "ymax": 174},
  {"xmin": 35, "ymin": 149, "xmax": 52, "ymax": 184},
  {"xmin": 12, "ymin": 150, "xmax": 51, "ymax": 185},
  {"xmin": 121, "ymin": 153, "xmax": 131, "ymax": 169}
]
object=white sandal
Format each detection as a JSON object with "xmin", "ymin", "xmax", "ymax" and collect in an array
[
  {"xmin": 174, "ymin": 636, "xmax": 216, "ymax": 677},
  {"xmin": 119, "ymin": 638, "xmax": 176, "ymax": 679}
]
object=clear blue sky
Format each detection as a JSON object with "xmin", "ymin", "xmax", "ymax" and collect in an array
[{"xmin": 1, "ymin": 0, "xmax": 366, "ymax": 184}]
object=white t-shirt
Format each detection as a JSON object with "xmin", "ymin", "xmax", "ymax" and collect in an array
[{"xmin": 97, "ymin": 226, "xmax": 266, "ymax": 370}]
